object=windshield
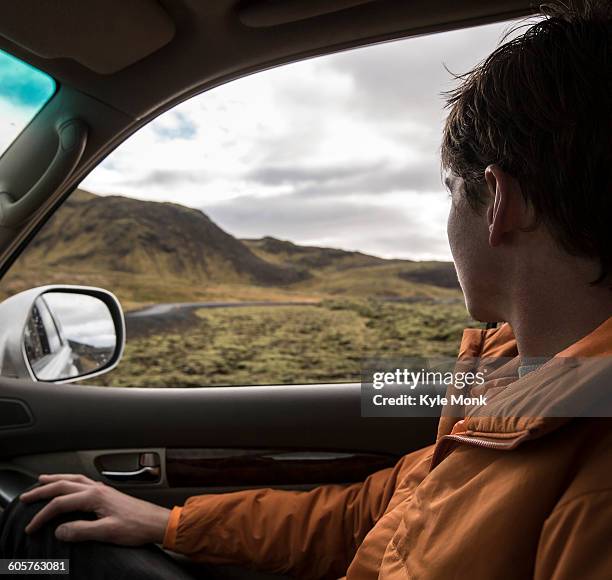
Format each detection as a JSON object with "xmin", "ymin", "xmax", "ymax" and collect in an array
[{"xmin": 0, "ymin": 48, "xmax": 56, "ymax": 156}]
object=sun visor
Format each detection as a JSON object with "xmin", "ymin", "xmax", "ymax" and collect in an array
[{"xmin": 0, "ymin": 0, "xmax": 175, "ymax": 74}]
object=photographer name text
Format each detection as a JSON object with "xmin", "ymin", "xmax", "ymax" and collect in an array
[{"xmin": 372, "ymin": 393, "xmax": 488, "ymax": 407}]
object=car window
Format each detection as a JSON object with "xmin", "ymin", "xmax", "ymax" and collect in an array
[
  {"xmin": 0, "ymin": 19, "xmax": 526, "ymax": 388},
  {"xmin": 34, "ymin": 298, "xmax": 63, "ymax": 353},
  {"xmin": 24, "ymin": 301, "xmax": 61, "ymax": 361},
  {"xmin": 0, "ymin": 48, "xmax": 56, "ymax": 156}
]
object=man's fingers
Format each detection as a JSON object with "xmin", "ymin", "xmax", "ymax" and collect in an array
[
  {"xmin": 20, "ymin": 481, "xmax": 87, "ymax": 503},
  {"xmin": 38, "ymin": 473, "xmax": 95, "ymax": 485},
  {"xmin": 25, "ymin": 491, "xmax": 94, "ymax": 535},
  {"xmin": 55, "ymin": 519, "xmax": 109, "ymax": 543}
]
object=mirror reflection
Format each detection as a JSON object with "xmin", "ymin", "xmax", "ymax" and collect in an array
[{"xmin": 23, "ymin": 292, "xmax": 116, "ymax": 381}]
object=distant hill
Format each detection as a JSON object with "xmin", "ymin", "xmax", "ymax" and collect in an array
[
  {"xmin": 244, "ymin": 236, "xmax": 461, "ymax": 299},
  {"xmin": 18, "ymin": 189, "xmax": 309, "ymax": 286},
  {"xmin": 1, "ymin": 189, "xmax": 461, "ymax": 308},
  {"xmin": 397, "ymin": 263, "xmax": 460, "ymax": 289},
  {"xmin": 243, "ymin": 236, "xmax": 388, "ymax": 271}
]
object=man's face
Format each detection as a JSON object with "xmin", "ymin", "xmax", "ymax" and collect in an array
[{"xmin": 445, "ymin": 170, "xmax": 503, "ymax": 322}]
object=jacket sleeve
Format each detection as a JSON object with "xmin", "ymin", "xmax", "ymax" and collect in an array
[
  {"xmin": 162, "ymin": 445, "xmax": 432, "ymax": 579},
  {"xmin": 534, "ymin": 489, "xmax": 612, "ymax": 580}
]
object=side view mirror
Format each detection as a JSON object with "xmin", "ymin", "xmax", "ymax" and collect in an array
[{"xmin": 0, "ymin": 285, "xmax": 125, "ymax": 383}]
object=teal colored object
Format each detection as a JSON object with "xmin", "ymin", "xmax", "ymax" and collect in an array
[{"xmin": 0, "ymin": 49, "xmax": 56, "ymax": 155}]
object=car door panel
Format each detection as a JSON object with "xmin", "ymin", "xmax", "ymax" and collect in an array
[{"xmin": 0, "ymin": 377, "xmax": 438, "ymax": 506}]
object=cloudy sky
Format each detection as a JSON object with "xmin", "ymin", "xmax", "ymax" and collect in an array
[
  {"xmin": 44, "ymin": 293, "xmax": 116, "ymax": 349},
  {"xmin": 81, "ymin": 18, "xmax": 530, "ymax": 261}
]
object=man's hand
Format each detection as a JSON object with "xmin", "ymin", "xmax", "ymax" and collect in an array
[{"xmin": 19, "ymin": 473, "xmax": 171, "ymax": 545}]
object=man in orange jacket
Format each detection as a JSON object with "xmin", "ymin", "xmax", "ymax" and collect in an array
[{"xmin": 3, "ymin": 1, "xmax": 611, "ymax": 579}]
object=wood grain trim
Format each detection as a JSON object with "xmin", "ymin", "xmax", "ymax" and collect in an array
[{"xmin": 166, "ymin": 448, "xmax": 396, "ymax": 487}]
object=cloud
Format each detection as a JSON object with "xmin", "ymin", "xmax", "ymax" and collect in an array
[
  {"xmin": 245, "ymin": 159, "xmax": 442, "ymax": 197},
  {"xmin": 246, "ymin": 162, "xmax": 380, "ymax": 187},
  {"xmin": 319, "ymin": 18, "xmax": 533, "ymax": 124},
  {"xmin": 118, "ymin": 155, "xmax": 443, "ymax": 201},
  {"xmin": 151, "ymin": 110, "xmax": 198, "ymax": 140},
  {"xmin": 42, "ymin": 293, "xmax": 116, "ymax": 348},
  {"xmin": 122, "ymin": 169, "xmax": 210, "ymax": 188},
  {"xmin": 205, "ymin": 190, "xmax": 452, "ymax": 260}
]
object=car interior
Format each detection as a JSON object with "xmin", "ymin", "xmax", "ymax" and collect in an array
[{"xmin": 0, "ymin": 0, "xmax": 536, "ymax": 575}]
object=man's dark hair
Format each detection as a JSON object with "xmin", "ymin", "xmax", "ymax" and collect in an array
[{"xmin": 441, "ymin": 0, "xmax": 611, "ymax": 285}]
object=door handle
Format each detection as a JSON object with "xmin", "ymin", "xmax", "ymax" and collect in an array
[
  {"xmin": 99, "ymin": 452, "xmax": 161, "ymax": 483},
  {"xmin": 101, "ymin": 465, "xmax": 160, "ymax": 483}
]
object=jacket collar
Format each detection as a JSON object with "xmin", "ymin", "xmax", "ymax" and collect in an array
[{"xmin": 433, "ymin": 316, "xmax": 612, "ymax": 464}]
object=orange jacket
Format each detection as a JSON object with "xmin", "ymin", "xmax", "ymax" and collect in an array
[{"xmin": 163, "ymin": 317, "xmax": 612, "ymax": 579}]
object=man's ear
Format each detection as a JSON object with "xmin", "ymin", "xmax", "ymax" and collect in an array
[{"xmin": 484, "ymin": 165, "xmax": 523, "ymax": 247}]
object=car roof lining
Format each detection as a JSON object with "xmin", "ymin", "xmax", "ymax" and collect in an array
[
  {"xmin": 0, "ymin": 0, "xmax": 175, "ymax": 75},
  {"xmin": 238, "ymin": 0, "xmax": 379, "ymax": 27}
]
